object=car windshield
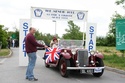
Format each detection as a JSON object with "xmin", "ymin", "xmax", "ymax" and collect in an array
[{"xmin": 58, "ymin": 40, "xmax": 83, "ymax": 49}]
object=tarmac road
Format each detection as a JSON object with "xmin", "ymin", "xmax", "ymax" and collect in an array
[{"xmin": 0, "ymin": 48, "xmax": 125, "ymax": 83}]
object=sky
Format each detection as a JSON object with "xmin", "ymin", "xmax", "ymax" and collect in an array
[{"xmin": 0, "ymin": 0, "xmax": 125, "ymax": 37}]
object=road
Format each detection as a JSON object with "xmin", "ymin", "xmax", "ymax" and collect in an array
[{"xmin": 0, "ymin": 48, "xmax": 125, "ymax": 83}]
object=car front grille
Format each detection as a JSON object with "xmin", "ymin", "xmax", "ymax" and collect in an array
[{"xmin": 77, "ymin": 49, "xmax": 89, "ymax": 67}]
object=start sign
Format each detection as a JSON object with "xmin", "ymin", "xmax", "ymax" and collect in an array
[
  {"xmin": 86, "ymin": 23, "xmax": 97, "ymax": 55},
  {"xmin": 19, "ymin": 19, "xmax": 31, "ymax": 66}
]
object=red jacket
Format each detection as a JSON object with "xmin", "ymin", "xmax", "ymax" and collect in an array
[{"xmin": 25, "ymin": 33, "xmax": 44, "ymax": 53}]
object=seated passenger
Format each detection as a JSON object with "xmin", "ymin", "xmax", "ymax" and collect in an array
[
  {"xmin": 50, "ymin": 37, "xmax": 58, "ymax": 48},
  {"xmin": 43, "ymin": 37, "xmax": 58, "ymax": 60}
]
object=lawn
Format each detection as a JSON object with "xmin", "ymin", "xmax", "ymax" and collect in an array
[
  {"xmin": 0, "ymin": 49, "xmax": 10, "ymax": 56},
  {"xmin": 97, "ymin": 46, "xmax": 122, "ymax": 56},
  {"xmin": 97, "ymin": 46, "xmax": 125, "ymax": 70}
]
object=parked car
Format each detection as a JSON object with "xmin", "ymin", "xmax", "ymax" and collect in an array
[
  {"xmin": 37, "ymin": 40, "xmax": 45, "ymax": 50},
  {"xmin": 44, "ymin": 40, "xmax": 104, "ymax": 77}
]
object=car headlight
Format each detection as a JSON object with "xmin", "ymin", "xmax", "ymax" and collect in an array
[
  {"xmin": 64, "ymin": 49, "xmax": 67, "ymax": 53},
  {"xmin": 90, "ymin": 50, "xmax": 95, "ymax": 55},
  {"xmin": 71, "ymin": 49, "xmax": 76, "ymax": 55}
]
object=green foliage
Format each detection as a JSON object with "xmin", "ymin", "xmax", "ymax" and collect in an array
[
  {"xmin": 108, "ymin": 12, "xmax": 125, "ymax": 46},
  {"xmin": 104, "ymin": 54, "xmax": 125, "ymax": 70},
  {"xmin": 0, "ymin": 25, "xmax": 8, "ymax": 48},
  {"xmin": 8, "ymin": 28, "xmax": 19, "ymax": 40},
  {"xmin": 96, "ymin": 36, "xmax": 107, "ymax": 46},
  {"xmin": 34, "ymin": 30, "xmax": 43, "ymax": 40},
  {"xmin": 116, "ymin": 0, "xmax": 125, "ymax": 5},
  {"xmin": 42, "ymin": 33, "xmax": 54, "ymax": 46},
  {"xmin": 106, "ymin": 34, "xmax": 116, "ymax": 46},
  {"xmin": 14, "ymin": 29, "xmax": 19, "ymax": 40},
  {"xmin": 62, "ymin": 21, "xmax": 85, "ymax": 40},
  {"xmin": 97, "ymin": 0, "xmax": 125, "ymax": 46},
  {"xmin": 104, "ymin": 49, "xmax": 111, "ymax": 53},
  {"xmin": 0, "ymin": 49, "xmax": 10, "ymax": 56},
  {"xmin": 120, "ymin": 50, "xmax": 125, "ymax": 57},
  {"xmin": 34, "ymin": 30, "xmax": 59, "ymax": 46}
]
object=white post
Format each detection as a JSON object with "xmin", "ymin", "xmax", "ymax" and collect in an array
[
  {"xmin": 83, "ymin": 22, "xmax": 85, "ymax": 48},
  {"xmin": 30, "ymin": 7, "xmax": 33, "ymax": 26},
  {"xmin": 86, "ymin": 23, "xmax": 97, "ymax": 56},
  {"xmin": 19, "ymin": 19, "xmax": 31, "ymax": 66},
  {"xmin": 84, "ymin": 11, "xmax": 88, "ymax": 48},
  {"xmin": 53, "ymin": 20, "xmax": 56, "ymax": 35}
]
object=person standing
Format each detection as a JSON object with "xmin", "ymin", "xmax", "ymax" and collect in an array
[
  {"xmin": 12, "ymin": 39, "xmax": 15, "ymax": 47},
  {"xmin": 25, "ymin": 27, "xmax": 47, "ymax": 81},
  {"xmin": 7, "ymin": 37, "xmax": 11, "ymax": 49}
]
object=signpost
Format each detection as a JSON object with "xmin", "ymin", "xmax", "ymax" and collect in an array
[
  {"xmin": 11, "ymin": 34, "xmax": 16, "ymax": 39},
  {"xmin": 19, "ymin": 19, "xmax": 31, "ymax": 66},
  {"xmin": 31, "ymin": 7, "xmax": 88, "ymax": 21},
  {"xmin": 86, "ymin": 23, "xmax": 97, "ymax": 55},
  {"xmin": 116, "ymin": 19, "xmax": 125, "ymax": 50}
]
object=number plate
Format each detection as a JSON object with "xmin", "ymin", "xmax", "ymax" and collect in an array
[
  {"xmin": 81, "ymin": 70, "xmax": 92, "ymax": 73},
  {"xmin": 81, "ymin": 70, "xmax": 85, "ymax": 73},
  {"xmin": 94, "ymin": 68, "xmax": 102, "ymax": 73}
]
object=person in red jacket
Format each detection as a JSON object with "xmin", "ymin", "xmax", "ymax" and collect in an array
[{"xmin": 25, "ymin": 27, "xmax": 48, "ymax": 81}]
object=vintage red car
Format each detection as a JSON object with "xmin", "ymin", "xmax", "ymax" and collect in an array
[{"xmin": 44, "ymin": 40, "xmax": 104, "ymax": 77}]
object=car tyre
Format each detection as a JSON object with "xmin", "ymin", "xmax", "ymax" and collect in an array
[
  {"xmin": 44, "ymin": 61, "xmax": 50, "ymax": 68},
  {"xmin": 59, "ymin": 57, "xmax": 70, "ymax": 77},
  {"xmin": 93, "ymin": 58, "xmax": 104, "ymax": 77}
]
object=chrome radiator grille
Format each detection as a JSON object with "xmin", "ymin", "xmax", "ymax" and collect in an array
[{"xmin": 77, "ymin": 50, "xmax": 88, "ymax": 67}]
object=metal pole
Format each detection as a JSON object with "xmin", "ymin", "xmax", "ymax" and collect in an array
[
  {"xmin": 55, "ymin": 21, "xmax": 56, "ymax": 35},
  {"xmin": 83, "ymin": 22, "xmax": 85, "ymax": 48},
  {"xmin": 30, "ymin": 7, "xmax": 32, "ymax": 27},
  {"xmin": 53, "ymin": 20, "xmax": 56, "ymax": 36}
]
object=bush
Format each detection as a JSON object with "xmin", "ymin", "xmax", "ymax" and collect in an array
[
  {"xmin": 0, "ymin": 25, "xmax": 8, "ymax": 48},
  {"xmin": 104, "ymin": 49, "xmax": 111, "ymax": 53}
]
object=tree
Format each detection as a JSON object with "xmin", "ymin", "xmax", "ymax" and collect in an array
[
  {"xmin": 15, "ymin": 28, "xmax": 19, "ymax": 40},
  {"xmin": 0, "ymin": 25, "xmax": 8, "ymax": 48},
  {"xmin": 42, "ymin": 33, "xmax": 53, "ymax": 46},
  {"xmin": 108, "ymin": 12, "xmax": 125, "ymax": 46},
  {"xmin": 116, "ymin": 0, "xmax": 125, "ymax": 5},
  {"xmin": 96, "ymin": 36, "xmax": 107, "ymax": 46},
  {"xmin": 62, "ymin": 21, "xmax": 85, "ymax": 40},
  {"xmin": 34, "ymin": 30, "xmax": 59, "ymax": 46},
  {"xmin": 115, "ymin": 0, "xmax": 125, "ymax": 56},
  {"xmin": 34, "ymin": 30, "xmax": 43, "ymax": 40}
]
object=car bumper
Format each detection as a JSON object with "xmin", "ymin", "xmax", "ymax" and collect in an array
[{"xmin": 67, "ymin": 67, "xmax": 105, "ymax": 70}]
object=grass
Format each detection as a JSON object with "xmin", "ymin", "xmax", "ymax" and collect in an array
[
  {"xmin": 97, "ymin": 46, "xmax": 122, "ymax": 56},
  {"xmin": 97, "ymin": 46, "xmax": 125, "ymax": 70},
  {"xmin": 104, "ymin": 54, "xmax": 125, "ymax": 70},
  {"xmin": 0, "ymin": 49, "xmax": 10, "ymax": 56}
]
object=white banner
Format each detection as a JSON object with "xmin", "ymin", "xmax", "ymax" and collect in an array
[
  {"xmin": 19, "ymin": 19, "xmax": 31, "ymax": 66},
  {"xmin": 86, "ymin": 23, "xmax": 97, "ymax": 54},
  {"xmin": 31, "ymin": 7, "xmax": 87, "ymax": 21}
]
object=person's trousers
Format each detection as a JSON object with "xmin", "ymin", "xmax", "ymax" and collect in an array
[
  {"xmin": 13, "ymin": 43, "xmax": 15, "ymax": 47},
  {"xmin": 26, "ymin": 52, "xmax": 37, "ymax": 79}
]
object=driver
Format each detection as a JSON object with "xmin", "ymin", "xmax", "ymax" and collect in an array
[
  {"xmin": 50, "ymin": 37, "xmax": 58, "ymax": 48},
  {"xmin": 43, "ymin": 37, "xmax": 58, "ymax": 60}
]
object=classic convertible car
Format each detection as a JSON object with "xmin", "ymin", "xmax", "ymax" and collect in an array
[{"xmin": 44, "ymin": 40, "xmax": 104, "ymax": 77}]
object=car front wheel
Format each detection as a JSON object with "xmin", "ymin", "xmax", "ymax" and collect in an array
[
  {"xmin": 93, "ymin": 58, "xmax": 104, "ymax": 77},
  {"xmin": 44, "ymin": 61, "xmax": 50, "ymax": 68},
  {"xmin": 59, "ymin": 57, "xmax": 70, "ymax": 77}
]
